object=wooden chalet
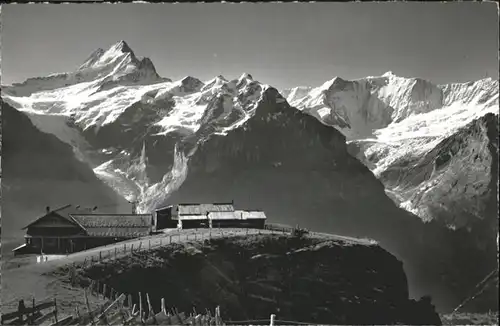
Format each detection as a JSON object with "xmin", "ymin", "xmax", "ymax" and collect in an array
[
  {"xmin": 16, "ymin": 205, "xmax": 153, "ymax": 255},
  {"xmin": 209, "ymin": 210, "xmax": 267, "ymax": 229},
  {"xmin": 154, "ymin": 202, "xmax": 267, "ymax": 230}
]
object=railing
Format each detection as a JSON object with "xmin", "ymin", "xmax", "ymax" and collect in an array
[
  {"xmin": 3, "ymin": 226, "xmax": 347, "ymax": 325},
  {"xmin": 76, "ymin": 227, "xmax": 288, "ymax": 270}
]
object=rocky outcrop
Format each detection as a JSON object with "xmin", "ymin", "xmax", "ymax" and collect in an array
[{"xmin": 78, "ymin": 234, "xmax": 442, "ymax": 325}]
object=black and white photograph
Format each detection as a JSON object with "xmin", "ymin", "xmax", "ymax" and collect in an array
[{"xmin": 0, "ymin": 2, "xmax": 498, "ymax": 325}]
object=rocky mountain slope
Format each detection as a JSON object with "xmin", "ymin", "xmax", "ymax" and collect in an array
[
  {"xmin": 1, "ymin": 101, "xmax": 129, "ymax": 254},
  {"xmin": 164, "ymin": 87, "xmax": 497, "ymax": 312},
  {"xmin": 75, "ymin": 234, "xmax": 442, "ymax": 325},
  {"xmin": 2, "ymin": 41, "xmax": 497, "ymax": 312},
  {"xmin": 284, "ymin": 73, "xmax": 499, "ymax": 231},
  {"xmin": 2, "ymin": 41, "xmax": 269, "ymax": 212}
]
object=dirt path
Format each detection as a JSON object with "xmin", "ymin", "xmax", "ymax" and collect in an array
[
  {"xmin": 0, "ymin": 228, "xmax": 272, "ymax": 313},
  {"xmin": 1, "ymin": 227, "xmax": 373, "ymax": 318}
]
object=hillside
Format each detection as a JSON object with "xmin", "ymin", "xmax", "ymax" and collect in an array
[
  {"xmin": 73, "ymin": 233, "xmax": 442, "ymax": 325},
  {"xmin": 0, "ymin": 101, "xmax": 129, "ymax": 254},
  {"xmin": 165, "ymin": 87, "xmax": 498, "ymax": 312}
]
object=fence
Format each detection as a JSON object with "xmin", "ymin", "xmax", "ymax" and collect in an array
[
  {"xmin": 73, "ymin": 226, "xmax": 293, "ymax": 270},
  {"xmin": 1, "ymin": 296, "xmax": 59, "ymax": 325},
  {"xmin": 2, "ymin": 225, "xmax": 328, "ymax": 325},
  {"xmin": 1, "ymin": 287, "xmax": 225, "ymax": 325}
]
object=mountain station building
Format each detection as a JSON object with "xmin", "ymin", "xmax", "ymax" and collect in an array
[
  {"xmin": 14, "ymin": 205, "xmax": 154, "ymax": 255},
  {"xmin": 154, "ymin": 202, "xmax": 267, "ymax": 230}
]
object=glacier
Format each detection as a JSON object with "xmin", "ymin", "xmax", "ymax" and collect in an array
[{"xmin": 284, "ymin": 72, "xmax": 499, "ymax": 229}]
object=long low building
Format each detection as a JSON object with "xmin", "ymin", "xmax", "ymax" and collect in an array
[
  {"xmin": 16, "ymin": 205, "xmax": 153, "ymax": 255},
  {"xmin": 154, "ymin": 202, "xmax": 267, "ymax": 230}
]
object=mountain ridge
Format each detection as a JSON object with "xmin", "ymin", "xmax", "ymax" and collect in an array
[{"xmin": 1, "ymin": 40, "xmax": 498, "ymax": 312}]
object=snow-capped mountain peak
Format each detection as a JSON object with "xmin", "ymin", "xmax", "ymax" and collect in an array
[
  {"xmin": 284, "ymin": 72, "xmax": 498, "ymax": 140},
  {"xmin": 285, "ymin": 71, "xmax": 498, "ymax": 232},
  {"xmin": 382, "ymin": 71, "xmax": 395, "ymax": 77},
  {"xmin": 2, "ymin": 40, "xmax": 166, "ymax": 97},
  {"xmin": 88, "ymin": 40, "xmax": 137, "ymax": 69},
  {"xmin": 112, "ymin": 40, "xmax": 134, "ymax": 53},
  {"xmin": 238, "ymin": 72, "xmax": 253, "ymax": 81},
  {"xmin": 78, "ymin": 48, "xmax": 106, "ymax": 70}
]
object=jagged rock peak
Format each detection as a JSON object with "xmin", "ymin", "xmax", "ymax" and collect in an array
[
  {"xmin": 180, "ymin": 76, "xmax": 204, "ymax": 88},
  {"xmin": 138, "ymin": 57, "xmax": 157, "ymax": 71},
  {"xmin": 110, "ymin": 40, "xmax": 134, "ymax": 54},
  {"xmin": 79, "ymin": 48, "xmax": 105, "ymax": 70},
  {"xmin": 215, "ymin": 75, "xmax": 228, "ymax": 82},
  {"xmin": 319, "ymin": 76, "xmax": 351, "ymax": 92},
  {"xmin": 239, "ymin": 73, "xmax": 253, "ymax": 81}
]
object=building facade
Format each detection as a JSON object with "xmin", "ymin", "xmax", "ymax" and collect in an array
[
  {"xmin": 16, "ymin": 205, "xmax": 153, "ymax": 255},
  {"xmin": 154, "ymin": 202, "xmax": 267, "ymax": 230}
]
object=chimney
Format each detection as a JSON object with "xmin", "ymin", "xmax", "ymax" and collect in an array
[{"xmin": 46, "ymin": 206, "xmax": 50, "ymax": 213}]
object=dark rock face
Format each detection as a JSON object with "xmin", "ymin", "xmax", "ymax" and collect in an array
[
  {"xmin": 0, "ymin": 102, "xmax": 128, "ymax": 252},
  {"xmin": 163, "ymin": 88, "xmax": 496, "ymax": 312},
  {"xmin": 78, "ymin": 235, "xmax": 442, "ymax": 325}
]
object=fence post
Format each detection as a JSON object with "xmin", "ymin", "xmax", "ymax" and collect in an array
[
  {"xmin": 215, "ymin": 306, "xmax": 221, "ymax": 326},
  {"xmin": 103, "ymin": 284, "xmax": 107, "ymax": 299},
  {"xmin": 149, "ymin": 240, "xmax": 151, "ymax": 250},
  {"xmin": 124, "ymin": 243, "xmax": 126, "ymax": 253},
  {"xmin": 139, "ymin": 292, "xmax": 143, "ymax": 323},
  {"xmin": 146, "ymin": 293, "xmax": 157, "ymax": 324},
  {"xmin": 270, "ymin": 314, "xmax": 276, "ymax": 326},
  {"xmin": 169, "ymin": 236, "xmax": 172, "ymax": 244},
  {"xmin": 161, "ymin": 298, "xmax": 167, "ymax": 315},
  {"xmin": 115, "ymin": 247, "xmax": 117, "ymax": 258},
  {"xmin": 53, "ymin": 298, "xmax": 58, "ymax": 324},
  {"xmin": 84, "ymin": 289, "xmax": 96, "ymax": 326},
  {"xmin": 99, "ymin": 251, "xmax": 102, "ymax": 261},
  {"xmin": 30, "ymin": 297, "xmax": 35, "ymax": 324}
]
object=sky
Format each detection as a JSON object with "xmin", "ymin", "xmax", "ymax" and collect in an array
[{"xmin": 1, "ymin": 2, "xmax": 498, "ymax": 90}]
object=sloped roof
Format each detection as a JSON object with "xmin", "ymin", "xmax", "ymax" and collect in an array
[
  {"xmin": 70, "ymin": 214, "xmax": 152, "ymax": 228},
  {"xmin": 69, "ymin": 214, "xmax": 152, "ymax": 238},
  {"xmin": 177, "ymin": 203, "xmax": 234, "ymax": 216},
  {"xmin": 175, "ymin": 215, "xmax": 208, "ymax": 221},
  {"xmin": 22, "ymin": 204, "xmax": 79, "ymax": 229},
  {"xmin": 208, "ymin": 210, "xmax": 267, "ymax": 220},
  {"xmin": 208, "ymin": 211, "xmax": 241, "ymax": 220},
  {"xmin": 155, "ymin": 205, "xmax": 173, "ymax": 213},
  {"xmin": 241, "ymin": 211, "xmax": 267, "ymax": 220}
]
